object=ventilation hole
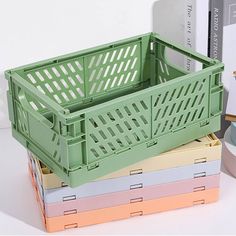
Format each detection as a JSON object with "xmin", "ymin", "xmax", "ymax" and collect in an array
[
  {"xmin": 184, "ymin": 98, "xmax": 191, "ymax": 110},
  {"xmin": 107, "ymin": 127, "xmax": 115, "ymax": 136},
  {"xmin": 52, "ymin": 133, "xmax": 57, "ymax": 142},
  {"xmin": 36, "ymin": 85, "xmax": 45, "ymax": 94},
  {"xmin": 99, "ymin": 145, "xmax": 108, "ymax": 154},
  {"xmin": 198, "ymin": 107, "xmax": 205, "ymax": 119},
  {"xmin": 191, "ymin": 109, "xmax": 198, "ymax": 121},
  {"xmin": 102, "ymin": 52, "xmax": 110, "ymax": 65},
  {"xmin": 161, "ymin": 91, "xmax": 169, "ymax": 104},
  {"xmin": 98, "ymin": 115, "xmax": 106, "ymax": 124},
  {"xmin": 116, "ymin": 109, "xmax": 123, "ymax": 118},
  {"xmin": 110, "ymin": 50, "xmax": 117, "ymax": 62},
  {"xmin": 177, "ymin": 86, "xmax": 184, "ymax": 98},
  {"xmin": 116, "ymin": 138, "xmax": 124, "ymax": 147},
  {"xmin": 88, "ymin": 56, "xmax": 96, "ymax": 68},
  {"xmin": 154, "ymin": 95, "xmax": 161, "ymax": 107},
  {"xmin": 75, "ymin": 61, "xmax": 83, "ymax": 71},
  {"xmin": 104, "ymin": 66, "xmax": 110, "ymax": 77},
  {"xmin": 158, "ymin": 75, "xmax": 164, "ymax": 83},
  {"xmin": 61, "ymin": 92, "xmax": 69, "ymax": 102},
  {"xmin": 124, "ymin": 121, "xmax": 132, "ymax": 130},
  {"xmin": 141, "ymin": 129, "xmax": 148, "ymax": 139},
  {"xmin": 96, "ymin": 80, "xmax": 104, "ymax": 93},
  {"xmin": 91, "ymin": 148, "xmax": 99, "ymax": 157},
  {"xmin": 184, "ymin": 84, "xmax": 191, "ymax": 96},
  {"xmin": 99, "ymin": 130, "xmax": 107, "ymax": 139},
  {"xmin": 140, "ymin": 101, "xmax": 148, "ymax": 110},
  {"xmin": 191, "ymin": 81, "xmax": 199, "ymax": 93},
  {"xmin": 161, "ymin": 120, "xmax": 168, "ymax": 133},
  {"xmin": 75, "ymin": 74, "xmax": 83, "ymax": 84},
  {"xmin": 52, "ymin": 67, "xmax": 60, "ymax": 77},
  {"xmin": 125, "ymin": 135, "xmax": 132, "ymax": 145},
  {"xmin": 117, "ymin": 74, "xmax": 124, "ymax": 86},
  {"xmin": 67, "ymin": 63, "xmax": 75, "ymax": 73},
  {"xmin": 169, "ymin": 103, "xmax": 176, "ymax": 116},
  {"xmin": 159, "ymin": 60, "xmax": 164, "ymax": 73},
  {"xmin": 191, "ymin": 96, "xmax": 198, "ymax": 107},
  {"xmin": 96, "ymin": 54, "xmax": 103, "ymax": 66},
  {"xmin": 117, "ymin": 61, "xmax": 124, "ymax": 73},
  {"xmin": 53, "ymin": 81, "xmax": 61, "ymax": 90},
  {"xmin": 29, "ymin": 101, "xmax": 38, "ymax": 111},
  {"xmin": 108, "ymin": 142, "xmax": 116, "ymax": 151},
  {"xmin": 117, "ymin": 48, "xmax": 124, "ymax": 60},
  {"xmin": 131, "ymin": 70, "xmax": 138, "ymax": 82},
  {"xmin": 45, "ymin": 83, "xmax": 53, "ymax": 93},
  {"xmin": 90, "ymin": 134, "xmax": 98, "ymax": 143},
  {"xmin": 116, "ymin": 124, "xmax": 124, "ymax": 133},
  {"xmin": 76, "ymin": 87, "xmax": 84, "ymax": 97},
  {"xmin": 89, "ymin": 70, "xmax": 96, "ymax": 82},
  {"xmin": 161, "ymin": 106, "xmax": 168, "ymax": 119},
  {"xmin": 96, "ymin": 68, "xmax": 103, "ymax": 81},
  {"xmin": 198, "ymin": 93, "xmax": 205, "ymax": 105},
  {"xmin": 111, "ymin": 76, "xmax": 118, "ymax": 88},
  {"xmin": 184, "ymin": 112, "xmax": 191, "ymax": 124},
  {"xmin": 140, "ymin": 115, "xmax": 148, "ymax": 125},
  {"xmin": 124, "ymin": 60, "xmax": 131, "ymax": 72},
  {"xmin": 154, "ymin": 123, "xmax": 161, "ymax": 135},
  {"xmin": 60, "ymin": 79, "xmax": 69, "ymax": 89},
  {"xmin": 27, "ymin": 74, "xmax": 37, "ymax": 84},
  {"xmin": 53, "ymin": 150, "xmax": 57, "ymax": 158},
  {"xmin": 104, "ymin": 79, "xmax": 111, "ymax": 91},
  {"xmin": 89, "ymin": 83, "xmax": 96, "ymax": 95},
  {"xmin": 177, "ymin": 101, "xmax": 183, "ymax": 113},
  {"xmin": 69, "ymin": 90, "xmax": 77, "ymax": 99},
  {"xmin": 110, "ymin": 64, "xmax": 117, "ymax": 75},
  {"xmin": 35, "ymin": 71, "xmax": 44, "ymax": 81},
  {"xmin": 124, "ymin": 72, "xmax": 131, "ymax": 84},
  {"xmin": 44, "ymin": 69, "xmax": 52, "ymax": 79},
  {"xmin": 132, "ymin": 118, "xmax": 140, "ymax": 127},
  {"xmin": 133, "ymin": 133, "xmax": 140, "ymax": 141},
  {"xmin": 177, "ymin": 114, "xmax": 184, "ymax": 127},
  {"xmin": 124, "ymin": 106, "xmax": 131, "ymax": 116},
  {"xmin": 124, "ymin": 46, "xmax": 131, "ymax": 58},
  {"xmin": 53, "ymin": 94, "xmax": 62, "ymax": 103},
  {"xmin": 154, "ymin": 108, "xmax": 161, "ymax": 121},
  {"xmin": 60, "ymin": 65, "xmax": 68, "ymax": 75},
  {"xmin": 170, "ymin": 89, "xmax": 177, "ymax": 100},
  {"xmin": 131, "ymin": 58, "xmax": 138, "ymax": 69},
  {"xmin": 199, "ymin": 83, "xmax": 203, "ymax": 91},
  {"xmin": 107, "ymin": 112, "xmax": 115, "ymax": 121},
  {"xmin": 89, "ymin": 118, "xmax": 98, "ymax": 128},
  {"xmin": 132, "ymin": 103, "xmax": 140, "ymax": 113},
  {"xmin": 130, "ymin": 45, "xmax": 137, "ymax": 57},
  {"xmin": 67, "ymin": 77, "xmax": 75, "ymax": 87}
]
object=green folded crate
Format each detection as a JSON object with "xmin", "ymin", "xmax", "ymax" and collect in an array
[{"xmin": 5, "ymin": 32, "xmax": 224, "ymax": 187}]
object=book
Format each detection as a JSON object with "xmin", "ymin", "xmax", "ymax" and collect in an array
[
  {"xmin": 184, "ymin": 0, "xmax": 209, "ymax": 72},
  {"xmin": 209, "ymin": 0, "xmax": 236, "ymax": 137}
]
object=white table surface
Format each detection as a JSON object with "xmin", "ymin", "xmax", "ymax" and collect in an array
[{"xmin": 1, "ymin": 128, "xmax": 236, "ymax": 235}]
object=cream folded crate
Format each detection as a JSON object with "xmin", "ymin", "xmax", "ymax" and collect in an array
[{"xmin": 28, "ymin": 133, "xmax": 221, "ymax": 190}]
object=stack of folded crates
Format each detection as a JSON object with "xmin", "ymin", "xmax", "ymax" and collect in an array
[{"xmin": 5, "ymin": 33, "xmax": 224, "ymax": 232}]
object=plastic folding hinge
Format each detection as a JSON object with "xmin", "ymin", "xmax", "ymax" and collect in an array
[
  {"xmin": 63, "ymin": 195, "xmax": 76, "ymax": 202},
  {"xmin": 193, "ymin": 186, "xmax": 206, "ymax": 192},
  {"xmin": 194, "ymin": 172, "xmax": 206, "ymax": 178},
  {"xmin": 130, "ymin": 211, "xmax": 143, "ymax": 217},
  {"xmin": 200, "ymin": 120, "xmax": 210, "ymax": 127},
  {"xmin": 130, "ymin": 169, "xmax": 143, "ymax": 175},
  {"xmin": 130, "ymin": 183, "xmax": 143, "ymax": 190},
  {"xmin": 64, "ymin": 223, "xmax": 78, "ymax": 229},
  {"xmin": 87, "ymin": 163, "xmax": 99, "ymax": 171},
  {"xmin": 64, "ymin": 209, "xmax": 77, "ymax": 215},
  {"xmin": 146, "ymin": 139, "xmax": 158, "ymax": 148},
  {"xmin": 193, "ymin": 199, "xmax": 205, "ymax": 205},
  {"xmin": 194, "ymin": 157, "xmax": 207, "ymax": 164},
  {"xmin": 130, "ymin": 197, "xmax": 143, "ymax": 203}
]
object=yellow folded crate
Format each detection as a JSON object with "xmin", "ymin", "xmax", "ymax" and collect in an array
[{"xmin": 29, "ymin": 133, "xmax": 221, "ymax": 190}]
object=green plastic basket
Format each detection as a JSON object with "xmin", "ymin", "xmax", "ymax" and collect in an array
[{"xmin": 5, "ymin": 33, "xmax": 224, "ymax": 187}]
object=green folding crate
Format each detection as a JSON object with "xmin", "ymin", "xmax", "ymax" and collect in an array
[{"xmin": 5, "ymin": 32, "xmax": 224, "ymax": 187}]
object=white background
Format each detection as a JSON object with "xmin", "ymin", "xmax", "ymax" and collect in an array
[{"xmin": 2, "ymin": 0, "xmax": 236, "ymax": 235}]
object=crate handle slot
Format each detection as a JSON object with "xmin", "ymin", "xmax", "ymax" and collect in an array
[{"xmin": 18, "ymin": 89, "xmax": 54, "ymax": 128}]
